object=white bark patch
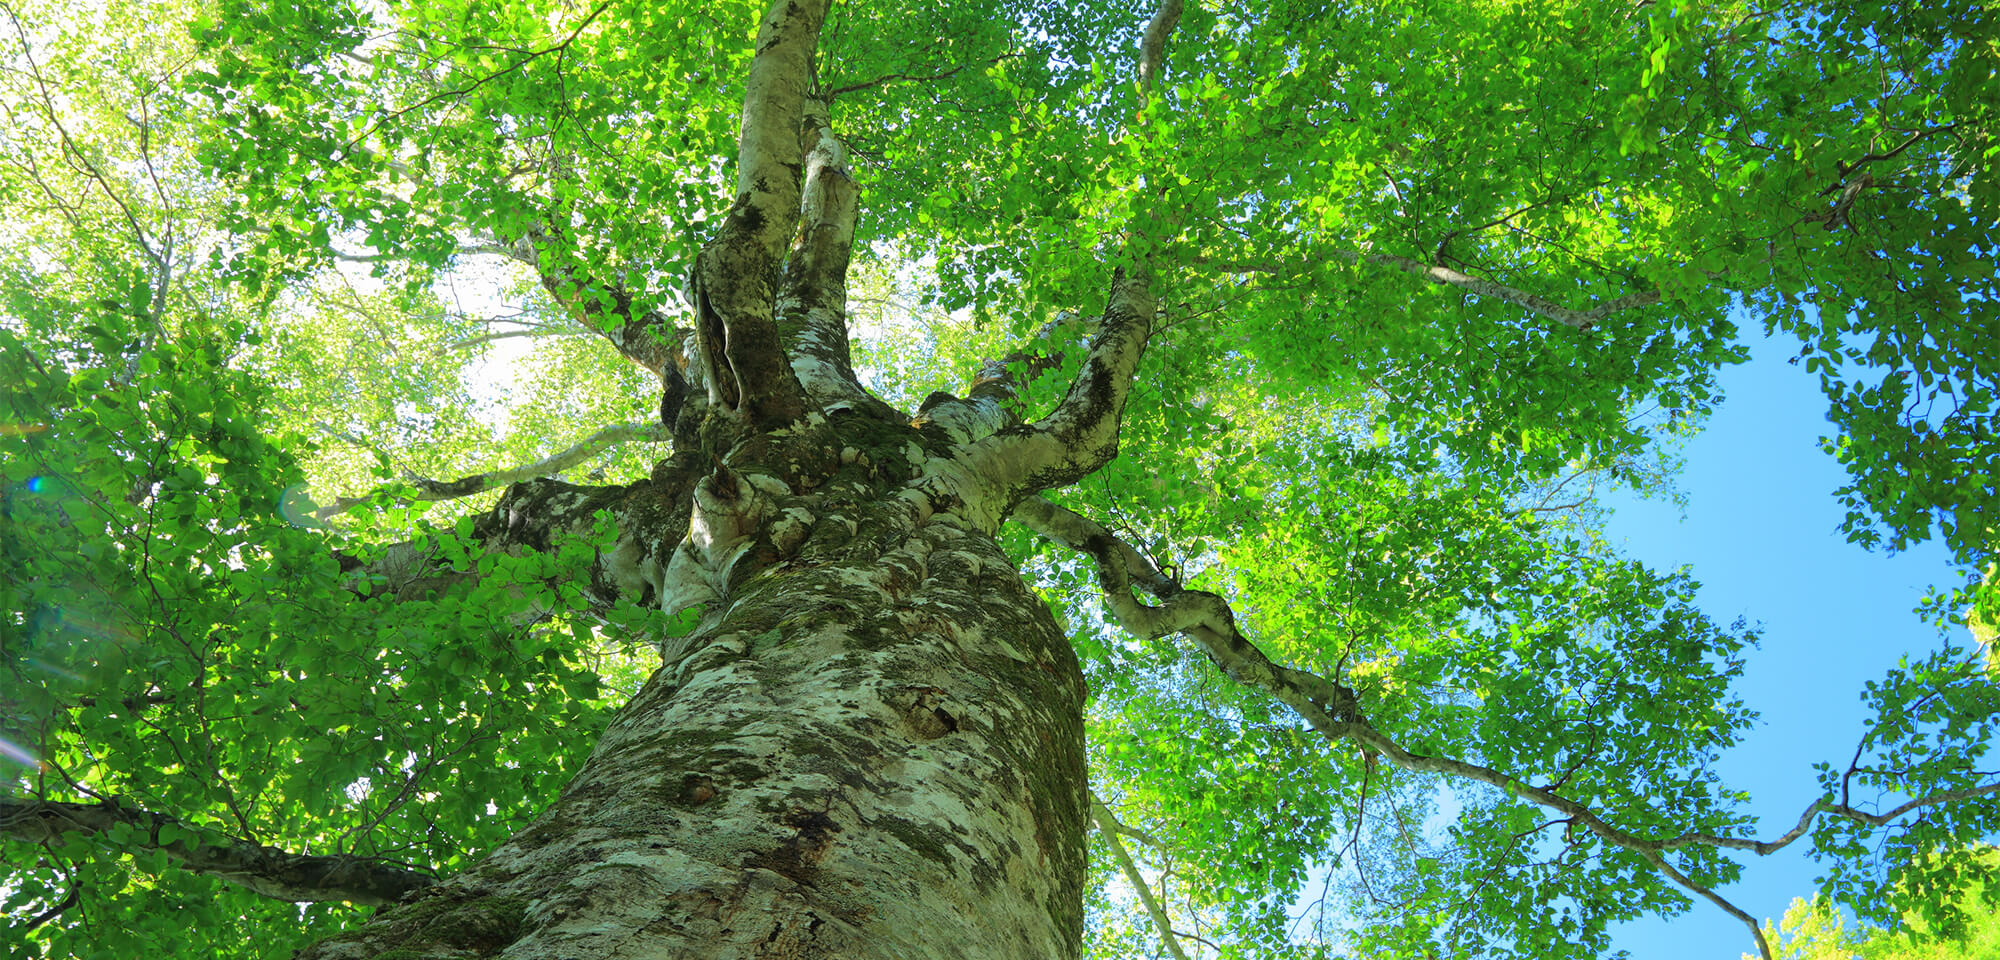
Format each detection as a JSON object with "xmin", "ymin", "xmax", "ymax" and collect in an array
[
  {"xmin": 768, "ymin": 506, "xmax": 816, "ymax": 557},
  {"xmin": 907, "ymin": 452, "xmax": 1014, "ymax": 534},
  {"xmin": 790, "ymin": 351, "xmax": 877, "ymax": 410},
  {"xmin": 659, "ymin": 469, "xmax": 794, "ymax": 618},
  {"xmin": 916, "ymin": 395, "xmax": 1010, "ymax": 445},
  {"xmin": 598, "ymin": 535, "xmax": 665, "ymax": 603}
]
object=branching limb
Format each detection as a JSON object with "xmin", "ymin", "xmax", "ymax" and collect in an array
[
  {"xmin": 685, "ymin": 0, "xmax": 828, "ymax": 427},
  {"xmin": 463, "ymin": 225, "xmax": 698, "ymax": 428},
  {"xmin": 928, "ymin": 0, "xmax": 1185, "ymax": 505},
  {"xmin": 1341, "ymin": 250, "xmax": 1659, "ymax": 330},
  {"xmin": 312, "ymin": 420, "xmax": 670, "ymax": 520},
  {"xmin": 1009, "ymin": 496, "xmax": 2000, "ymax": 960},
  {"xmin": 1090, "ymin": 793, "xmax": 1191, "ymax": 960},
  {"xmin": 775, "ymin": 108, "xmax": 897, "ymax": 418},
  {"xmin": 938, "ymin": 271, "xmax": 1158, "ymax": 510},
  {"xmin": 0, "ymin": 797, "xmax": 435, "ymax": 905},
  {"xmin": 912, "ymin": 311, "xmax": 1085, "ymax": 444},
  {"xmin": 337, "ymin": 454, "xmax": 699, "ymax": 619},
  {"xmin": 1012, "ymin": 496, "xmax": 1357, "ymax": 722},
  {"xmin": 1666, "ymin": 782, "xmax": 2000, "ymax": 857},
  {"xmin": 474, "ymin": 223, "xmax": 691, "ymax": 379},
  {"xmin": 1824, "ymin": 124, "xmax": 1957, "ymax": 187}
]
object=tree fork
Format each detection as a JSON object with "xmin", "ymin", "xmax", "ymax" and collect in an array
[{"xmin": 299, "ymin": 424, "xmax": 1090, "ymax": 959}]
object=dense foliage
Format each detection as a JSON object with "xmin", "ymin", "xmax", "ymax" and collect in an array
[
  {"xmin": 3, "ymin": 0, "xmax": 1997, "ymax": 957},
  {"xmin": 1756, "ymin": 849, "xmax": 2000, "ymax": 960}
]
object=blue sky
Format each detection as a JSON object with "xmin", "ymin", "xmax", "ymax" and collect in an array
[{"xmin": 1600, "ymin": 325, "xmax": 1963, "ymax": 960}]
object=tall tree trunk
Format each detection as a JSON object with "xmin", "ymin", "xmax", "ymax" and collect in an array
[
  {"xmin": 298, "ymin": 443, "xmax": 1089, "ymax": 959},
  {"xmin": 297, "ymin": 0, "xmax": 1125, "ymax": 951}
]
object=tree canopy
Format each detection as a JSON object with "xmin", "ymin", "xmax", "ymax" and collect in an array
[
  {"xmin": 1754, "ymin": 848, "xmax": 2000, "ymax": 960},
  {"xmin": 2, "ymin": 0, "xmax": 1997, "ymax": 957}
]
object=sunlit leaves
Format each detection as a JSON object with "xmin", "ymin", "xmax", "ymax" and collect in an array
[{"xmin": 0, "ymin": 320, "xmax": 619, "ymax": 957}]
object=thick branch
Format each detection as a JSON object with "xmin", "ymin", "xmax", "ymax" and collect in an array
[
  {"xmin": 313, "ymin": 420, "xmax": 670, "ymax": 520},
  {"xmin": 912, "ymin": 311, "xmax": 1084, "ymax": 444},
  {"xmin": 946, "ymin": 269, "xmax": 1157, "ymax": 510},
  {"xmin": 1090, "ymin": 795, "xmax": 1191, "ymax": 960},
  {"xmin": 339, "ymin": 460, "xmax": 698, "ymax": 620},
  {"xmin": 1034, "ymin": 495, "xmax": 1998, "ymax": 955},
  {"xmin": 730, "ymin": 0, "xmax": 828, "ymax": 261},
  {"xmin": 775, "ymin": 112, "xmax": 895, "ymax": 418},
  {"xmin": 494, "ymin": 228, "xmax": 688, "ymax": 378},
  {"xmin": 1136, "ymin": 0, "xmax": 1185, "ymax": 92},
  {"xmin": 1341, "ymin": 250, "xmax": 1659, "ymax": 330},
  {"xmin": 1011, "ymin": 496, "xmax": 1353, "ymax": 718},
  {"xmin": 685, "ymin": 0, "xmax": 828, "ymax": 426},
  {"xmin": 938, "ymin": 0, "xmax": 1182, "ymax": 497},
  {"xmin": 461, "ymin": 228, "xmax": 696, "ymax": 429},
  {"xmin": 0, "ymin": 797, "xmax": 433, "ymax": 905}
]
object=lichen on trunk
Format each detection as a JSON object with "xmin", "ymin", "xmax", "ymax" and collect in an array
[{"xmin": 300, "ymin": 421, "xmax": 1089, "ymax": 959}]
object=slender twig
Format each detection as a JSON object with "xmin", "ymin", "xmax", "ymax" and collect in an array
[
  {"xmin": 341, "ymin": 0, "xmax": 616, "ymax": 152},
  {"xmin": 1090, "ymin": 794, "xmax": 1191, "ymax": 960},
  {"xmin": 827, "ymin": 52, "xmax": 1022, "ymax": 97},
  {"xmin": 313, "ymin": 420, "xmax": 669, "ymax": 519}
]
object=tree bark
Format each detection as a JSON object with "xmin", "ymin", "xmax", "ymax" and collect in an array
[{"xmin": 299, "ymin": 430, "xmax": 1089, "ymax": 959}]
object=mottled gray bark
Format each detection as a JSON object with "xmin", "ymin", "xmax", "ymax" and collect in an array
[{"xmin": 300, "ymin": 420, "xmax": 1089, "ymax": 959}]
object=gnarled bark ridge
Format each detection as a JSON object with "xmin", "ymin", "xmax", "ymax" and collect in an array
[{"xmin": 306, "ymin": 422, "xmax": 1090, "ymax": 958}]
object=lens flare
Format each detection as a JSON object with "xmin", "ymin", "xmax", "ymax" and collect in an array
[
  {"xmin": 26, "ymin": 657, "xmax": 84, "ymax": 682},
  {"xmin": 0, "ymin": 738, "xmax": 40, "ymax": 769},
  {"xmin": 279, "ymin": 482, "xmax": 326, "ymax": 528}
]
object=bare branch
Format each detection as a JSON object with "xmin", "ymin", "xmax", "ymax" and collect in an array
[
  {"xmin": 775, "ymin": 111, "xmax": 896, "ymax": 417},
  {"xmin": 0, "ymin": 797, "xmax": 434, "ymax": 905},
  {"xmin": 683, "ymin": 0, "xmax": 829, "ymax": 427},
  {"xmin": 921, "ymin": 0, "xmax": 1190, "ymax": 508},
  {"xmin": 912, "ymin": 311, "xmax": 1084, "ymax": 444},
  {"xmin": 1090, "ymin": 794, "xmax": 1191, "ymax": 960},
  {"xmin": 313, "ymin": 420, "xmax": 670, "ymax": 520},
  {"xmin": 940, "ymin": 270, "xmax": 1157, "ymax": 510},
  {"xmin": 1339, "ymin": 250, "xmax": 1660, "ymax": 330}
]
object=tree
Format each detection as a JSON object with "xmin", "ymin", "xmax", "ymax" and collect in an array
[
  {"xmin": 3, "ymin": 0, "xmax": 1997, "ymax": 957},
  {"xmin": 1753, "ymin": 848, "xmax": 2000, "ymax": 960}
]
